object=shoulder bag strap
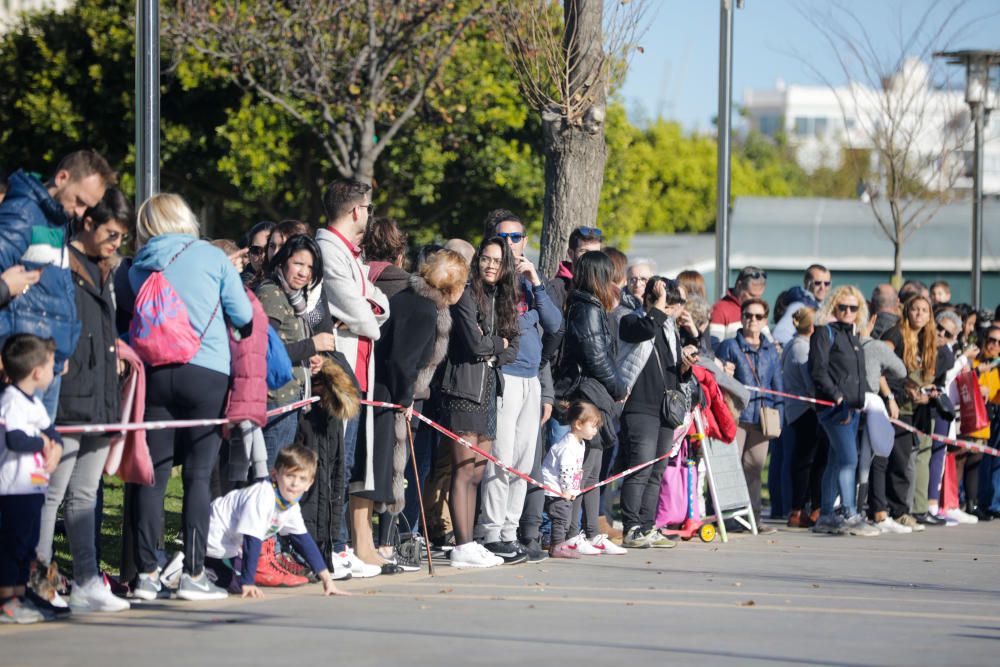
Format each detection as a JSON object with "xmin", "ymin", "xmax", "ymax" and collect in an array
[{"xmin": 742, "ymin": 349, "xmax": 763, "ymax": 386}]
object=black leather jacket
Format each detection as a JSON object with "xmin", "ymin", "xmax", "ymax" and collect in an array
[
  {"xmin": 555, "ymin": 289, "xmax": 626, "ymax": 402},
  {"xmin": 809, "ymin": 321, "xmax": 867, "ymax": 409}
]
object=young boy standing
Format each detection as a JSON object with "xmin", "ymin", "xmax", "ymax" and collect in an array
[
  {"xmin": 206, "ymin": 444, "xmax": 350, "ymax": 599},
  {"xmin": 0, "ymin": 334, "xmax": 63, "ymax": 623}
]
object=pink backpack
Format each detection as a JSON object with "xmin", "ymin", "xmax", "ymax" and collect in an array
[{"xmin": 129, "ymin": 241, "xmax": 220, "ymax": 366}]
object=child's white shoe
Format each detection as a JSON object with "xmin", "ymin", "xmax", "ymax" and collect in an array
[
  {"xmin": 338, "ymin": 547, "xmax": 381, "ymax": 578},
  {"xmin": 590, "ymin": 534, "xmax": 627, "ymax": 555},
  {"xmin": 70, "ymin": 576, "xmax": 131, "ymax": 612},
  {"xmin": 567, "ymin": 533, "xmax": 602, "ymax": 556}
]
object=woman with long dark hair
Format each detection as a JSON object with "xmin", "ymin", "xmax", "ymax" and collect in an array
[
  {"xmin": 553, "ymin": 251, "xmax": 627, "ymax": 554},
  {"xmin": 255, "ymin": 234, "xmax": 337, "ymax": 468},
  {"xmin": 440, "ymin": 236, "xmax": 520, "ymax": 568}
]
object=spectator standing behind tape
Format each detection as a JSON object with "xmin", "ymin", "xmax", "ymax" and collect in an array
[
  {"xmin": 36, "ymin": 188, "xmax": 132, "ymax": 613},
  {"xmin": 439, "ymin": 236, "xmax": 520, "ymax": 569},
  {"xmin": 124, "ymin": 193, "xmax": 253, "ymax": 602},
  {"xmin": 618, "ymin": 277, "xmax": 698, "ymax": 549},
  {"xmin": 808, "ymin": 286, "xmax": 879, "ymax": 537},
  {"xmin": 772, "ymin": 265, "xmax": 832, "ymax": 346},
  {"xmin": 715, "ymin": 297, "xmax": 783, "ymax": 530},
  {"xmin": 875, "ymin": 295, "xmax": 941, "ymax": 531},
  {"xmin": 553, "ymin": 251, "xmax": 627, "ymax": 554},
  {"xmin": 709, "ymin": 266, "xmax": 771, "ymax": 350}
]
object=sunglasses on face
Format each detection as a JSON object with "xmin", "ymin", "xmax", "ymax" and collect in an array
[
  {"xmin": 248, "ymin": 245, "xmax": 267, "ymax": 257},
  {"xmin": 742, "ymin": 312, "xmax": 767, "ymax": 321},
  {"xmin": 102, "ymin": 229, "xmax": 129, "ymax": 244},
  {"xmin": 740, "ymin": 270, "xmax": 767, "ymax": 281},
  {"xmin": 987, "ymin": 337, "xmax": 1000, "ymax": 346},
  {"xmin": 837, "ymin": 303, "xmax": 860, "ymax": 313},
  {"xmin": 936, "ymin": 325, "xmax": 956, "ymax": 340},
  {"xmin": 576, "ymin": 226, "xmax": 602, "ymax": 240},
  {"xmin": 811, "ymin": 280, "xmax": 831, "ymax": 288},
  {"xmin": 496, "ymin": 232, "xmax": 525, "ymax": 243}
]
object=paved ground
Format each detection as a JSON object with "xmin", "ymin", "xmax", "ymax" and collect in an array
[{"xmin": 4, "ymin": 521, "xmax": 1000, "ymax": 666}]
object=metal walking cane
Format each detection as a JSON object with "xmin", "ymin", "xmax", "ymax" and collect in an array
[{"xmin": 405, "ymin": 413, "xmax": 435, "ymax": 575}]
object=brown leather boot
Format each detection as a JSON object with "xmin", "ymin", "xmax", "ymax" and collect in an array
[
  {"xmin": 805, "ymin": 508, "xmax": 820, "ymax": 527},
  {"xmin": 598, "ymin": 515, "xmax": 622, "ymax": 540},
  {"xmin": 786, "ymin": 510, "xmax": 804, "ymax": 528}
]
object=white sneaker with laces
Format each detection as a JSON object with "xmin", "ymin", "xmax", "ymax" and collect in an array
[
  {"xmin": 449, "ymin": 542, "xmax": 502, "ymax": 568},
  {"xmin": 943, "ymin": 507, "xmax": 978, "ymax": 524},
  {"xmin": 875, "ymin": 516, "xmax": 912, "ymax": 534},
  {"xmin": 567, "ymin": 533, "xmax": 602, "ymax": 556},
  {"xmin": 70, "ymin": 576, "xmax": 131, "ymax": 612},
  {"xmin": 329, "ymin": 551, "xmax": 354, "ymax": 580},
  {"xmin": 339, "ymin": 548, "xmax": 381, "ymax": 578},
  {"xmin": 590, "ymin": 534, "xmax": 627, "ymax": 555}
]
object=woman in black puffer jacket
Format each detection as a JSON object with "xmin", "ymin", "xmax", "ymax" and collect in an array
[{"xmin": 554, "ymin": 251, "xmax": 626, "ymax": 546}]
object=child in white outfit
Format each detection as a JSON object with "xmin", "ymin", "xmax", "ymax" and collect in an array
[
  {"xmin": 543, "ymin": 401, "xmax": 601, "ymax": 559},
  {"xmin": 0, "ymin": 335, "xmax": 62, "ymax": 624}
]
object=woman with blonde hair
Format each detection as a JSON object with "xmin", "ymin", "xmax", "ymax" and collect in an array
[
  {"xmin": 126, "ymin": 193, "xmax": 253, "ymax": 600},
  {"xmin": 872, "ymin": 294, "xmax": 941, "ymax": 529},
  {"xmin": 809, "ymin": 285, "xmax": 879, "ymax": 536}
]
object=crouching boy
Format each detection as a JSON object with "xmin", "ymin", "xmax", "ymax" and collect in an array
[{"xmin": 206, "ymin": 444, "xmax": 350, "ymax": 598}]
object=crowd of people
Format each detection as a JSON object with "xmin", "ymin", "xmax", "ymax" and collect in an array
[{"xmin": 0, "ymin": 149, "xmax": 998, "ymax": 626}]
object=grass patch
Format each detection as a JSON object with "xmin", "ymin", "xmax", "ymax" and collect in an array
[{"xmin": 52, "ymin": 472, "xmax": 185, "ymax": 578}]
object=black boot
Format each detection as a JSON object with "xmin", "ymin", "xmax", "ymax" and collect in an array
[{"xmin": 968, "ymin": 501, "xmax": 993, "ymax": 522}]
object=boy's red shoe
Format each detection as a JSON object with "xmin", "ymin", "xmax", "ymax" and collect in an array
[{"xmin": 255, "ymin": 539, "xmax": 308, "ymax": 587}]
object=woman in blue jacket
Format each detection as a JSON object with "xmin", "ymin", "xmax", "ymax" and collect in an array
[
  {"xmin": 125, "ymin": 194, "xmax": 252, "ymax": 602},
  {"xmin": 716, "ymin": 297, "xmax": 783, "ymax": 526}
]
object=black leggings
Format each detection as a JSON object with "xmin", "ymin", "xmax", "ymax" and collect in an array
[
  {"xmin": 870, "ymin": 415, "xmax": 915, "ymax": 517},
  {"xmin": 133, "ymin": 364, "xmax": 229, "ymax": 577},
  {"xmin": 789, "ymin": 410, "xmax": 828, "ymax": 512}
]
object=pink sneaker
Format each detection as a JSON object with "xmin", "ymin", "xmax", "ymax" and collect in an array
[{"xmin": 549, "ymin": 540, "xmax": 581, "ymax": 559}]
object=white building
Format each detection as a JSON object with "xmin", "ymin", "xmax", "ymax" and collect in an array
[
  {"xmin": 742, "ymin": 59, "xmax": 1000, "ymax": 195},
  {"xmin": 0, "ymin": 0, "xmax": 72, "ymax": 32}
]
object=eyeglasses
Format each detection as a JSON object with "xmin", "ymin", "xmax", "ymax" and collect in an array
[
  {"xmin": 936, "ymin": 325, "xmax": 956, "ymax": 340},
  {"xmin": 248, "ymin": 245, "xmax": 267, "ymax": 257},
  {"xmin": 479, "ymin": 256, "xmax": 502, "ymax": 267},
  {"xmin": 837, "ymin": 303, "xmax": 860, "ymax": 313},
  {"xmin": 496, "ymin": 232, "xmax": 525, "ymax": 244},
  {"xmin": 811, "ymin": 280, "xmax": 831, "ymax": 288},
  {"xmin": 987, "ymin": 337, "xmax": 1000, "ymax": 346},
  {"xmin": 627, "ymin": 276, "xmax": 649, "ymax": 283},
  {"xmin": 739, "ymin": 269, "xmax": 767, "ymax": 281},
  {"xmin": 575, "ymin": 227, "xmax": 603, "ymax": 240},
  {"xmin": 742, "ymin": 312, "xmax": 767, "ymax": 321},
  {"xmin": 103, "ymin": 229, "xmax": 130, "ymax": 244}
]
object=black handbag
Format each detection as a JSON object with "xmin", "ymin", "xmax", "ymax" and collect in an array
[{"xmin": 651, "ymin": 344, "xmax": 688, "ymax": 429}]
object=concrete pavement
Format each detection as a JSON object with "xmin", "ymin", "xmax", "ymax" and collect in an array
[{"xmin": 3, "ymin": 522, "xmax": 999, "ymax": 666}]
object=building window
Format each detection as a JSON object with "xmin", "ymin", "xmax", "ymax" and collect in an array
[
  {"xmin": 794, "ymin": 117, "xmax": 811, "ymax": 136},
  {"xmin": 759, "ymin": 115, "xmax": 781, "ymax": 137},
  {"xmin": 814, "ymin": 117, "xmax": 829, "ymax": 137}
]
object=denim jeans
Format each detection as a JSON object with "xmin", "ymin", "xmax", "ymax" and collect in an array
[
  {"xmin": 335, "ymin": 415, "xmax": 360, "ymax": 551},
  {"xmin": 40, "ymin": 374, "xmax": 62, "ymax": 422},
  {"xmin": 262, "ymin": 408, "xmax": 299, "ymax": 471},
  {"xmin": 767, "ymin": 429, "xmax": 794, "ymax": 518},
  {"xmin": 818, "ymin": 404, "xmax": 860, "ymax": 517}
]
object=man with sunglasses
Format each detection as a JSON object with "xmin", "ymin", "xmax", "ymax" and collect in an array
[
  {"xmin": 709, "ymin": 266, "xmax": 770, "ymax": 350},
  {"xmin": 479, "ymin": 209, "xmax": 562, "ymax": 563},
  {"xmin": 773, "ymin": 264, "xmax": 832, "ymax": 346}
]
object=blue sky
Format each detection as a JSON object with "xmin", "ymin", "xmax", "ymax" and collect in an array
[{"xmin": 617, "ymin": 0, "xmax": 1000, "ymax": 131}]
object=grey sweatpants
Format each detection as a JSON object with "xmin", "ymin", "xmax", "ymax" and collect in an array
[
  {"xmin": 478, "ymin": 375, "xmax": 540, "ymax": 543},
  {"xmin": 37, "ymin": 434, "xmax": 111, "ymax": 584}
]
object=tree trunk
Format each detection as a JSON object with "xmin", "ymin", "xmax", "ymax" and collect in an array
[
  {"xmin": 537, "ymin": 0, "xmax": 606, "ymax": 279},
  {"xmin": 890, "ymin": 200, "xmax": 904, "ymax": 288},
  {"xmin": 538, "ymin": 111, "xmax": 608, "ymax": 278}
]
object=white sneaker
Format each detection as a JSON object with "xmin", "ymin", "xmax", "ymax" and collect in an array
[
  {"xmin": 449, "ymin": 542, "xmax": 502, "ymax": 568},
  {"xmin": 875, "ymin": 516, "xmax": 912, "ymax": 534},
  {"xmin": 49, "ymin": 591, "xmax": 69, "ymax": 609},
  {"xmin": 567, "ymin": 533, "xmax": 602, "ymax": 555},
  {"xmin": 590, "ymin": 534, "xmax": 627, "ymax": 555},
  {"xmin": 329, "ymin": 551, "xmax": 354, "ymax": 581},
  {"xmin": 161, "ymin": 552, "xmax": 184, "ymax": 590},
  {"xmin": 843, "ymin": 514, "xmax": 880, "ymax": 537},
  {"xmin": 70, "ymin": 576, "xmax": 131, "ymax": 612},
  {"xmin": 943, "ymin": 508, "xmax": 979, "ymax": 525},
  {"xmin": 338, "ymin": 548, "xmax": 381, "ymax": 578}
]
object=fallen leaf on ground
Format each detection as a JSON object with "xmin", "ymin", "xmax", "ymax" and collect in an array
[{"xmin": 740, "ymin": 600, "xmax": 756, "ymax": 607}]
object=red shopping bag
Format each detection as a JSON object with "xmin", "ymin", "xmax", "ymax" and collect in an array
[{"xmin": 957, "ymin": 369, "xmax": 989, "ymax": 435}]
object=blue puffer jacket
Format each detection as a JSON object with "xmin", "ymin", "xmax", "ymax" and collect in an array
[
  {"xmin": 716, "ymin": 329, "xmax": 784, "ymax": 424},
  {"xmin": 0, "ymin": 171, "xmax": 81, "ymax": 370}
]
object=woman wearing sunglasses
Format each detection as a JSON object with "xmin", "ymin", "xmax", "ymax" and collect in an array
[
  {"xmin": 716, "ymin": 297, "xmax": 783, "ymax": 529},
  {"xmin": 810, "ymin": 285, "xmax": 879, "ymax": 536}
]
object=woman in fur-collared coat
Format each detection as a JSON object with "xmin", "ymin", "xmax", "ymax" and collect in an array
[{"xmin": 347, "ymin": 249, "xmax": 469, "ymax": 570}]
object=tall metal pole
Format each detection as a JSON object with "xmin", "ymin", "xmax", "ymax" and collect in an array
[
  {"xmin": 971, "ymin": 102, "xmax": 984, "ymax": 310},
  {"xmin": 715, "ymin": 0, "xmax": 735, "ymax": 299},
  {"xmin": 136, "ymin": 0, "xmax": 160, "ymax": 205}
]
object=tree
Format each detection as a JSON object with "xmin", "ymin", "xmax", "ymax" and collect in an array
[
  {"xmin": 799, "ymin": 1, "xmax": 978, "ymax": 284},
  {"xmin": 494, "ymin": 0, "xmax": 649, "ymax": 277},
  {"xmin": 168, "ymin": 0, "xmax": 486, "ymax": 185}
]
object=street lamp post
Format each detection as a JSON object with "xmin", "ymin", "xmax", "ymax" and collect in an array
[
  {"xmin": 714, "ymin": 0, "xmax": 744, "ymax": 300},
  {"xmin": 935, "ymin": 50, "xmax": 1000, "ymax": 310},
  {"xmin": 136, "ymin": 0, "xmax": 160, "ymax": 205}
]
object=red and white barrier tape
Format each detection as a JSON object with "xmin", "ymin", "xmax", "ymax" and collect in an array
[{"xmin": 744, "ymin": 386, "xmax": 1000, "ymax": 457}]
